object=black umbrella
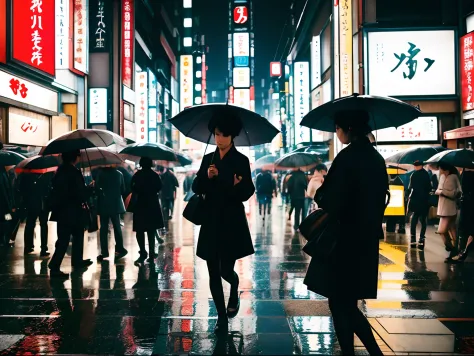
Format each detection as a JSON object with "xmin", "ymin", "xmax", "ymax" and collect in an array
[
  {"xmin": 119, "ymin": 142, "xmax": 178, "ymax": 162},
  {"xmin": 275, "ymin": 152, "xmax": 321, "ymax": 171},
  {"xmin": 169, "ymin": 103, "xmax": 280, "ymax": 146},
  {"xmin": 0, "ymin": 150, "xmax": 26, "ymax": 166},
  {"xmin": 425, "ymin": 149, "xmax": 474, "ymax": 169},
  {"xmin": 40, "ymin": 129, "xmax": 127, "ymax": 155},
  {"xmin": 15, "ymin": 155, "xmax": 60, "ymax": 170},
  {"xmin": 385, "ymin": 146, "xmax": 447, "ymax": 165},
  {"xmin": 300, "ymin": 93, "xmax": 422, "ymax": 132}
]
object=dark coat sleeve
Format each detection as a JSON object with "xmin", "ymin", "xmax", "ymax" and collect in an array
[
  {"xmin": 231, "ymin": 156, "xmax": 255, "ymax": 202},
  {"xmin": 192, "ymin": 155, "xmax": 210, "ymax": 195}
]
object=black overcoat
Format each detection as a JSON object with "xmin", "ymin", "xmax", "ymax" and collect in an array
[
  {"xmin": 304, "ymin": 138, "xmax": 388, "ymax": 300},
  {"xmin": 131, "ymin": 169, "xmax": 165, "ymax": 232},
  {"xmin": 407, "ymin": 169, "xmax": 432, "ymax": 214},
  {"xmin": 192, "ymin": 145, "xmax": 255, "ymax": 261}
]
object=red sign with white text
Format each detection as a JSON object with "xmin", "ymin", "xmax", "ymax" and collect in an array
[
  {"xmin": 461, "ymin": 32, "xmax": 474, "ymax": 112},
  {"xmin": 13, "ymin": 0, "xmax": 56, "ymax": 76},
  {"xmin": 122, "ymin": 0, "xmax": 134, "ymax": 88},
  {"xmin": 0, "ymin": 0, "xmax": 6, "ymax": 63},
  {"xmin": 234, "ymin": 6, "xmax": 248, "ymax": 24}
]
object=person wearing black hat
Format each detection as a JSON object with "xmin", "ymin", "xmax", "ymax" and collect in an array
[
  {"xmin": 407, "ymin": 161, "xmax": 432, "ymax": 249},
  {"xmin": 192, "ymin": 110, "xmax": 255, "ymax": 334}
]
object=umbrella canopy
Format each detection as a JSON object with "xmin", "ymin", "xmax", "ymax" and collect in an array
[
  {"xmin": 275, "ymin": 152, "xmax": 321, "ymax": 171},
  {"xmin": 169, "ymin": 103, "xmax": 280, "ymax": 146},
  {"xmin": 79, "ymin": 148, "xmax": 123, "ymax": 167},
  {"xmin": 425, "ymin": 149, "xmax": 474, "ymax": 169},
  {"xmin": 40, "ymin": 129, "xmax": 127, "ymax": 155},
  {"xmin": 155, "ymin": 152, "xmax": 193, "ymax": 168},
  {"xmin": 0, "ymin": 150, "xmax": 26, "ymax": 166},
  {"xmin": 254, "ymin": 155, "xmax": 279, "ymax": 169},
  {"xmin": 15, "ymin": 155, "xmax": 60, "ymax": 170},
  {"xmin": 300, "ymin": 93, "xmax": 422, "ymax": 132},
  {"xmin": 119, "ymin": 142, "xmax": 178, "ymax": 162},
  {"xmin": 385, "ymin": 146, "xmax": 446, "ymax": 166}
]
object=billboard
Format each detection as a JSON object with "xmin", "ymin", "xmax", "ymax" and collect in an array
[
  {"xmin": 180, "ymin": 55, "xmax": 193, "ymax": 110},
  {"xmin": 233, "ymin": 67, "xmax": 250, "ymax": 88}
]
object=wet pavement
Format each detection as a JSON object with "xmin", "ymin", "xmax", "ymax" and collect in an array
[{"xmin": 0, "ymin": 194, "xmax": 473, "ymax": 355}]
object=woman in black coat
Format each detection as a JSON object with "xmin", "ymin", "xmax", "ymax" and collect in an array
[
  {"xmin": 192, "ymin": 113, "xmax": 255, "ymax": 334},
  {"xmin": 303, "ymin": 110, "xmax": 388, "ymax": 355},
  {"xmin": 131, "ymin": 157, "xmax": 164, "ymax": 263}
]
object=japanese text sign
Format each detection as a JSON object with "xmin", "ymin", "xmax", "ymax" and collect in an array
[
  {"xmin": 293, "ymin": 62, "xmax": 310, "ymax": 144},
  {"xmin": 90, "ymin": 0, "xmax": 110, "ymax": 52},
  {"xmin": 73, "ymin": 0, "xmax": 88, "ymax": 73},
  {"xmin": 0, "ymin": 69, "xmax": 58, "ymax": 111},
  {"xmin": 135, "ymin": 72, "xmax": 148, "ymax": 143},
  {"xmin": 461, "ymin": 32, "xmax": 474, "ymax": 112},
  {"xmin": 55, "ymin": 0, "xmax": 69, "ymax": 69},
  {"xmin": 9, "ymin": 107, "xmax": 50, "ymax": 146},
  {"xmin": 180, "ymin": 55, "xmax": 193, "ymax": 111},
  {"xmin": 13, "ymin": 0, "xmax": 56, "ymax": 76},
  {"xmin": 367, "ymin": 30, "xmax": 456, "ymax": 96},
  {"xmin": 338, "ymin": 0, "xmax": 352, "ymax": 97},
  {"xmin": 122, "ymin": 0, "xmax": 134, "ymax": 88}
]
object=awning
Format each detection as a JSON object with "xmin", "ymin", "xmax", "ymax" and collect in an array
[{"xmin": 444, "ymin": 126, "xmax": 474, "ymax": 140}]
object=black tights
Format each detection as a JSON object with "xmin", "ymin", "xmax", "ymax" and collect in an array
[
  {"xmin": 206, "ymin": 258, "xmax": 238, "ymax": 318},
  {"xmin": 328, "ymin": 297, "xmax": 383, "ymax": 356},
  {"xmin": 136, "ymin": 230, "xmax": 155, "ymax": 258}
]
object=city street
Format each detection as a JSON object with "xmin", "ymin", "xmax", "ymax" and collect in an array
[{"xmin": 0, "ymin": 196, "xmax": 473, "ymax": 355}]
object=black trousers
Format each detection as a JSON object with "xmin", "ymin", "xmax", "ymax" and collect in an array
[
  {"xmin": 206, "ymin": 257, "xmax": 237, "ymax": 317},
  {"xmin": 293, "ymin": 198, "xmax": 305, "ymax": 229},
  {"xmin": 99, "ymin": 214, "xmax": 125, "ymax": 256},
  {"xmin": 136, "ymin": 230, "xmax": 155, "ymax": 258},
  {"xmin": 328, "ymin": 297, "xmax": 383, "ymax": 356},
  {"xmin": 49, "ymin": 223, "xmax": 84, "ymax": 270},
  {"xmin": 410, "ymin": 210, "xmax": 428, "ymax": 241},
  {"xmin": 24, "ymin": 209, "xmax": 49, "ymax": 251}
]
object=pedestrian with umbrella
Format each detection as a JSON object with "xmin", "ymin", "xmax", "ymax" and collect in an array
[
  {"xmin": 171, "ymin": 104, "xmax": 278, "ymax": 334},
  {"xmin": 301, "ymin": 94, "xmax": 420, "ymax": 356},
  {"xmin": 407, "ymin": 161, "xmax": 433, "ymax": 250}
]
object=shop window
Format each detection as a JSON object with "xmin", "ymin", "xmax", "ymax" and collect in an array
[{"xmin": 124, "ymin": 102, "xmax": 134, "ymax": 122}]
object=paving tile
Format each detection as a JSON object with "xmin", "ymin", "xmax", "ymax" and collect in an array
[{"xmin": 377, "ymin": 318, "xmax": 454, "ymax": 335}]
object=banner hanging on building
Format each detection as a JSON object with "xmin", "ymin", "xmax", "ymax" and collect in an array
[
  {"xmin": 73, "ymin": 0, "xmax": 88, "ymax": 73},
  {"xmin": 135, "ymin": 72, "xmax": 148, "ymax": 143},
  {"xmin": 180, "ymin": 55, "xmax": 193, "ymax": 110},
  {"xmin": 55, "ymin": 0, "xmax": 69, "ymax": 69},
  {"xmin": 13, "ymin": 0, "xmax": 56, "ymax": 76},
  {"xmin": 461, "ymin": 32, "xmax": 474, "ymax": 112},
  {"xmin": 89, "ymin": 0, "xmax": 112, "ymax": 53},
  {"xmin": 122, "ymin": 0, "xmax": 134, "ymax": 88},
  {"xmin": 293, "ymin": 62, "xmax": 310, "ymax": 144},
  {"xmin": 338, "ymin": 0, "xmax": 352, "ymax": 97}
]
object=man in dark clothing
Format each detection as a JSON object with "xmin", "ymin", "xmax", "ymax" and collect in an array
[
  {"xmin": 256, "ymin": 170, "xmax": 277, "ymax": 217},
  {"xmin": 49, "ymin": 150, "xmax": 93, "ymax": 278},
  {"xmin": 288, "ymin": 169, "xmax": 308, "ymax": 230},
  {"xmin": 159, "ymin": 167, "xmax": 179, "ymax": 220},
  {"xmin": 19, "ymin": 172, "xmax": 54, "ymax": 256},
  {"xmin": 408, "ymin": 161, "xmax": 432, "ymax": 249}
]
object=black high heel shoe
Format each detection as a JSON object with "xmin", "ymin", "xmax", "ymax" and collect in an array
[{"xmin": 450, "ymin": 250, "xmax": 469, "ymax": 263}]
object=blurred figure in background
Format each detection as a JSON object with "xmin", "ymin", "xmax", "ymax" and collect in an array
[
  {"xmin": 287, "ymin": 168, "xmax": 308, "ymax": 230},
  {"xmin": 306, "ymin": 164, "xmax": 328, "ymax": 213},
  {"xmin": 256, "ymin": 169, "xmax": 277, "ymax": 218},
  {"xmin": 0, "ymin": 165, "xmax": 14, "ymax": 247},
  {"xmin": 158, "ymin": 166, "xmax": 179, "ymax": 220},
  {"xmin": 19, "ymin": 171, "xmax": 54, "ymax": 256}
]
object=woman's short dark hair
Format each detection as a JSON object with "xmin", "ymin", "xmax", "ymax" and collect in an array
[
  {"xmin": 334, "ymin": 110, "xmax": 372, "ymax": 137},
  {"xmin": 208, "ymin": 107, "xmax": 242, "ymax": 138},
  {"xmin": 140, "ymin": 157, "xmax": 153, "ymax": 170},
  {"xmin": 62, "ymin": 150, "xmax": 80, "ymax": 164},
  {"xmin": 315, "ymin": 164, "xmax": 328, "ymax": 173},
  {"xmin": 439, "ymin": 162, "xmax": 458, "ymax": 176}
]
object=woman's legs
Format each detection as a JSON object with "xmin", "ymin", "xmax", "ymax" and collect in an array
[
  {"xmin": 438, "ymin": 217, "xmax": 454, "ymax": 249},
  {"xmin": 447, "ymin": 216, "xmax": 458, "ymax": 255},
  {"xmin": 328, "ymin": 297, "xmax": 383, "ymax": 356},
  {"xmin": 206, "ymin": 258, "xmax": 227, "ymax": 319},
  {"xmin": 135, "ymin": 231, "xmax": 147, "ymax": 258},
  {"xmin": 147, "ymin": 230, "xmax": 156, "ymax": 259},
  {"xmin": 221, "ymin": 259, "xmax": 239, "ymax": 312}
]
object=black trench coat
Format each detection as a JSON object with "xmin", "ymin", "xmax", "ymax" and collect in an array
[
  {"xmin": 131, "ymin": 169, "xmax": 165, "ymax": 232},
  {"xmin": 193, "ymin": 145, "xmax": 255, "ymax": 261},
  {"xmin": 304, "ymin": 138, "xmax": 388, "ymax": 300}
]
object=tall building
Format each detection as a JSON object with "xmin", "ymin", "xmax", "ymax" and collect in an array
[{"xmin": 228, "ymin": 0, "xmax": 254, "ymax": 112}]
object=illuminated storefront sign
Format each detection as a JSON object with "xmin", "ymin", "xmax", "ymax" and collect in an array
[
  {"xmin": 90, "ymin": 0, "xmax": 111, "ymax": 52},
  {"xmin": 89, "ymin": 88, "xmax": 107, "ymax": 124},
  {"xmin": 13, "ymin": 0, "xmax": 56, "ymax": 76},
  {"xmin": 73, "ymin": 0, "xmax": 88, "ymax": 73},
  {"xmin": 338, "ymin": 0, "xmax": 352, "ymax": 97},
  {"xmin": 293, "ymin": 62, "xmax": 310, "ymax": 144},
  {"xmin": 233, "ymin": 67, "xmax": 250, "ymax": 88},
  {"xmin": 180, "ymin": 55, "xmax": 193, "ymax": 110},
  {"xmin": 122, "ymin": 0, "xmax": 134, "ymax": 87},
  {"xmin": 233, "ymin": 6, "xmax": 248, "ymax": 24},
  {"xmin": 234, "ymin": 88, "xmax": 250, "ymax": 110},
  {"xmin": 461, "ymin": 32, "xmax": 474, "ymax": 112},
  {"xmin": 55, "ymin": 0, "xmax": 69, "ymax": 69},
  {"xmin": 135, "ymin": 72, "xmax": 148, "ymax": 143}
]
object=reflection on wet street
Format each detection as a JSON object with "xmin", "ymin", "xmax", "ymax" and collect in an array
[{"xmin": 0, "ymin": 196, "xmax": 473, "ymax": 355}]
